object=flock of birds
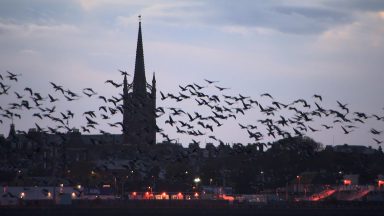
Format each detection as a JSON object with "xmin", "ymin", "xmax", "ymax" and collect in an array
[
  {"xmin": 157, "ymin": 81, "xmax": 384, "ymax": 147},
  {"xmin": 0, "ymin": 70, "xmax": 383, "ymax": 148}
]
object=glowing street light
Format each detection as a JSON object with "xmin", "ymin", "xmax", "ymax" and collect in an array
[
  {"xmin": 194, "ymin": 177, "xmax": 201, "ymax": 190},
  {"xmin": 296, "ymin": 175, "xmax": 301, "ymax": 194},
  {"xmin": 194, "ymin": 177, "xmax": 201, "ymax": 184}
]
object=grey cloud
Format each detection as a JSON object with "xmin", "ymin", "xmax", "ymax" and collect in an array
[
  {"xmin": 324, "ymin": 0, "xmax": 384, "ymax": 12},
  {"xmin": 201, "ymin": 1, "xmax": 355, "ymax": 34},
  {"xmin": 0, "ymin": 0, "xmax": 82, "ymax": 25},
  {"xmin": 271, "ymin": 5, "xmax": 352, "ymax": 34},
  {"xmin": 273, "ymin": 6, "xmax": 350, "ymax": 22}
]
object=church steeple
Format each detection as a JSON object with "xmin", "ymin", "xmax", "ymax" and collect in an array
[
  {"xmin": 151, "ymin": 72, "xmax": 156, "ymax": 96},
  {"xmin": 7, "ymin": 123, "xmax": 16, "ymax": 140},
  {"xmin": 123, "ymin": 16, "xmax": 156, "ymax": 146},
  {"xmin": 133, "ymin": 17, "xmax": 147, "ymax": 96}
]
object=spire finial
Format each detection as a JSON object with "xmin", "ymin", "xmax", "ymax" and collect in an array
[{"xmin": 138, "ymin": 15, "xmax": 142, "ymax": 22}]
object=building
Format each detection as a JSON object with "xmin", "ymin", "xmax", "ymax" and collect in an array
[{"xmin": 122, "ymin": 20, "xmax": 156, "ymax": 146}]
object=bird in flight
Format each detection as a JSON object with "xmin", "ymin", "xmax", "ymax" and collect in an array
[{"xmin": 118, "ymin": 70, "xmax": 130, "ymax": 76}]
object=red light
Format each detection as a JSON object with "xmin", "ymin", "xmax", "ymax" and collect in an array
[
  {"xmin": 132, "ymin": 192, "xmax": 137, "ymax": 196},
  {"xmin": 378, "ymin": 180, "xmax": 384, "ymax": 187},
  {"xmin": 343, "ymin": 179, "xmax": 352, "ymax": 186}
]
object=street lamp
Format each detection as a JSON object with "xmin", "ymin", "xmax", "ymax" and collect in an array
[
  {"xmin": 194, "ymin": 177, "xmax": 201, "ymax": 190},
  {"xmin": 296, "ymin": 175, "xmax": 301, "ymax": 194},
  {"xmin": 194, "ymin": 177, "xmax": 201, "ymax": 184}
]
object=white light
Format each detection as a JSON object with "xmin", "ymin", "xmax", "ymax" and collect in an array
[{"xmin": 194, "ymin": 177, "xmax": 201, "ymax": 183}]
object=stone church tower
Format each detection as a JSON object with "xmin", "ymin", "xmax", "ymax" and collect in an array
[{"xmin": 122, "ymin": 20, "xmax": 156, "ymax": 145}]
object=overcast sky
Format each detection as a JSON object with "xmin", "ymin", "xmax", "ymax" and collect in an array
[{"xmin": 0, "ymin": 0, "xmax": 383, "ymax": 147}]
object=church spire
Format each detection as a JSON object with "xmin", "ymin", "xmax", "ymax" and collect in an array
[
  {"xmin": 7, "ymin": 123, "xmax": 16, "ymax": 140},
  {"xmin": 133, "ymin": 16, "xmax": 147, "ymax": 96},
  {"xmin": 151, "ymin": 72, "xmax": 156, "ymax": 98}
]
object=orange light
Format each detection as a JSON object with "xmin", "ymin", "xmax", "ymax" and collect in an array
[
  {"xmin": 343, "ymin": 179, "xmax": 352, "ymax": 186},
  {"xmin": 144, "ymin": 192, "xmax": 151, "ymax": 199},
  {"xmin": 162, "ymin": 192, "xmax": 167, "ymax": 196},
  {"xmin": 194, "ymin": 192, "xmax": 199, "ymax": 197},
  {"xmin": 222, "ymin": 194, "xmax": 234, "ymax": 201},
  {"xmin": 173, "ymin": 192, "xmax": 183, "ymax": 200}
]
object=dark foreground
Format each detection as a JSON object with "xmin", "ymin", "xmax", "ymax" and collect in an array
[
  {"xmin": 1, "ymin": 208, "xmax": 384, "ymax": 216},
  {"xmin": 2, "ymin": 201, "xmax": 384, "ymax": 216}
]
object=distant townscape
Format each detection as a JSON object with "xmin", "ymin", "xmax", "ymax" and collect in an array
[{"xmin": 1, "ymin": 20, "xmax": 384, "ymax": 208}]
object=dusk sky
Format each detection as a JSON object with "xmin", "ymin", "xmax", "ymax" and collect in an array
[{"xmin": 0, "ymin": 0, "xmax": 383, "ymax": 147}]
